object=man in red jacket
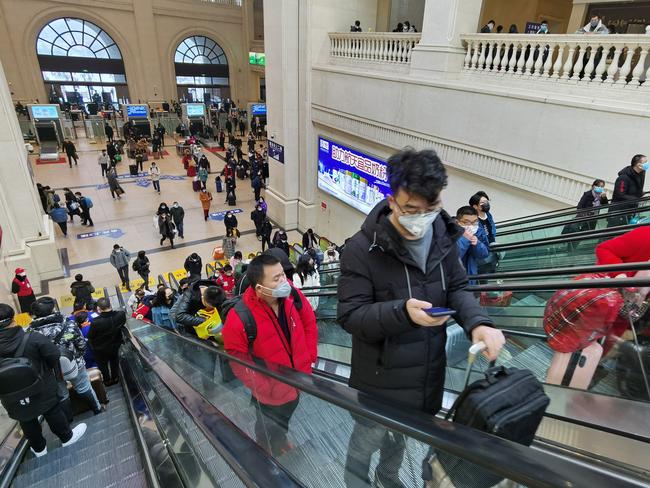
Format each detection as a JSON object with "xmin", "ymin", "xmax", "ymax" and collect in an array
[{"xmin": 222, "ymin": 253, "xmax": 317, "ymax": 455}]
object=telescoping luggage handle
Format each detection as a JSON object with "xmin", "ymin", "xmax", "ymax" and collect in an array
[{"xmin": 463, "ymin": 341, "xmax": 493, "ymax": 389}]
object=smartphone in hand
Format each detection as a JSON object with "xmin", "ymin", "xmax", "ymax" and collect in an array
[{"xmin": 423, "ymin": 307, "xmax": 456, "ymax": 317}]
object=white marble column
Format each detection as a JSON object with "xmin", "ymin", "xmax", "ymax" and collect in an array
[
  {"xmin": 0, "ymin": 59, "xmax": 63, "ymax": 301},
  {"xmin": 410, "ymin": 0, "xmax": 483, "ymax": 77}
]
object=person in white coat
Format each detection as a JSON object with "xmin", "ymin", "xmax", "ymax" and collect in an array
[{"xmin": 292, "ymin": 254, "xmax": 320, "ymax": 311}]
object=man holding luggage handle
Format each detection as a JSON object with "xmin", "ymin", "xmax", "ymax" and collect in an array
[{"xmin": 337, "ymin": 148, "xmax": 505, "ymax": 488}]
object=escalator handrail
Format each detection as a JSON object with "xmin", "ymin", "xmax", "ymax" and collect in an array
[
  {"xmin": 496, "ymin": 204, "xmax": 650, "ymax": 236},
  {"xmin": 127, "ymin": 326, "xmax": 304, "ymax": 488},
  {"xmin": 130, "ymin": 320, "xmax": 645, "ymax": 488},
  {"xmin": 157, "ymin": 274, "xmax": 167, "ymax": 287},
  {"xmin": 166, "ymin": 272, "xmax": 180, "ymax": 291},
  {"xmin": 492, "ymin": 222, "xmax": 650, "ymax": 251},
  {"xmin": 300, "ymin": 276, "xmax": 650, "ymax": 296},
  {"xmin": 496, "ymin": 195, "xmax": 650, "ymax": 227},
  {"xmin": 206, "ymin": 262, "xmax": 217, "ymax": 278},
  {"xmin": 305, "ymin": 260, "xmax": 650, "ymax": 287},
  {"xmin": 114, "ymin": 286, "xmax": 126, "ymax": 309},
  {"xmin": 472, "ymin": 260, "xmax": 650, "ymax": 281}
]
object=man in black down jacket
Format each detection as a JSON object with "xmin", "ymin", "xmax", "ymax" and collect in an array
[
  {"xmin": 0, "ymin": 304, "xmax": 86, "ymax": 457},
  {"xmin": 170, "ymin": 280, "xmax": 225, "ymax": 336},
  {"xmin": 184, "ymin": 253, "xmax": 203, "ymax": 282},
  {"xmin": 88, "ymin": 298, "xmax": 126, "ymax": 385},
  {"xmin": 608, "ymin": 154, "xmax": 647, "ymax": 227},
  {"xmin": 337, "ymin": 149, "xmax": 504, "ymax": 488}
]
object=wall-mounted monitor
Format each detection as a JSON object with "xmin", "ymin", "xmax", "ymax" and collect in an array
[
  {"xmin": 317, "ymin": 136, "xmax": 390, "ymax": 214},
  {"xmin": 126, "ymin": 105, "xmax": 148, "ymax": 118},
  {"xmin": 251, "ymin": 103, "xmax": 266, "ymax": 116},
  {"xmin": 30, "ymin": 105, "xmax": 59, "ymax": 119},
  {"xmin": 186, "ymin": 103, "xmax": 205, "ymax": 117}
]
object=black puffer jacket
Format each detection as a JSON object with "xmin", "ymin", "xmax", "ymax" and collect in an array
[
  {"xmin": 0, "ymin": 326, "xmax": 60, "ymax": 421},
  {"xmin": 170, "ymin": 280, "xmax": 225, "ymax": 336},
  {"xmin": 612, "ymin": 166, "xmax": 645, "ymax": 208},
  {"xmin": 337, "ymin": 201, "xmax": 492, "ymax": 414}
]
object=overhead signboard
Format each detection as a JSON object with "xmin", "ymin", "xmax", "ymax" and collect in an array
[
  {"xmin": 31, "ymin": 105, "xmax": 59, "ymax": 119},
  {"xmin": 186, "ymin": 103, "xmax": 205, "ymax": 117},
  {"xmin": 126, "ymin": 105, "xmax": 148, "ymax": 118}
]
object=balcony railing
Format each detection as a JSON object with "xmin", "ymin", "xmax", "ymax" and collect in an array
[
  {"xmin": 329, "ymin": 32, "xmax": 422, "ymax": 66},
  {"xmin": 460, "ymin": 34, "xmax": 650, "ymax": 87}
]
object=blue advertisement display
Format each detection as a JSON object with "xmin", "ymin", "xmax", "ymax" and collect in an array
[
  {"xmin": 317, "ymin": 136, "xmax": 390, "ymax": 214},
  {"xmin": 187, "ymin": 103, "xmax": 205, "ymax": 117},
  {"xmin": 252, "ymin": 103, "xmax": 267, "ymax": 116},
  {"xmin": 31, "ymin": 105, "xmax": 58, "ymax": 119},
  {"xmin": 126, "ymin": 105, "xmax": 148, "ymax": 118}
]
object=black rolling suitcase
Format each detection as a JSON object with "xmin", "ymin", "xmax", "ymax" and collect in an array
[
  {"xmin": 129, "ymin": 164, "xmax": 138, "ymax": 176},
  {"xmin": 215, "ymin": 176, "xmax": 223, "ymax": 193},
  {"xmin": 425, "ymin": 342, "xmax": 550, "ymax": 488},
  {"xmin": 227, "ymin": 191, "xmax": 236, "ymax": 206}
]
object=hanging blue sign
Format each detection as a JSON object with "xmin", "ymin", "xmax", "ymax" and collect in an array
[
  {"xmin": 268, "ymin": 140, "xmax": 284, "ymax": 164},
  {"xmin": 77, "ymin": 228, "xmax": 125, "ymax": 239},
  {"xmin": 209, "ymin": 208, "xmax": 243, "ymax": 221},
  {"xmin": 317, "ymin": 136, "xmax": 390, "ymax": 215}
]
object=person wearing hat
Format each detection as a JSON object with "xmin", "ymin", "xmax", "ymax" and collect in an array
[
  {"xmin": 11, "ymin": 268, "xmax": 35, "ymax": 313},
  {"xmin": 0, "ymin": 303, "xmax": 87, "ymax": 457}
]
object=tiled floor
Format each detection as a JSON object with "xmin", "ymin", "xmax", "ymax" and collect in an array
[{"xmin": 32, "ymin": 135, "xmax": 299, "ymax": 300}]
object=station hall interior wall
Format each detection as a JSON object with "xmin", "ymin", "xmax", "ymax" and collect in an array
[{"xmin": 0, "ymin": 0, "xmax": 259, "ymax": 107}]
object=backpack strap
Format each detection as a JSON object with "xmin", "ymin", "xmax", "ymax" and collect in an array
[
  {"xmin": 290, "ymin": 287, "xmax": 303, "ymax": 311},
  {"xmin": 14, "ymin": 332, "xmax": 31, "ymax": 358},
  {"xmin": 234, "ymin": 299, "xmax": 256, "ymax": 353}
]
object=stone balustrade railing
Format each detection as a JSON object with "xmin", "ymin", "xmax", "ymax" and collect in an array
[
  {"xmin": 329, "ymin": 32, "xmax": 422, "ymax": 65},
  {"xmin": 460, "ymin": 34, "xmax": 650, "ymax": 87}
]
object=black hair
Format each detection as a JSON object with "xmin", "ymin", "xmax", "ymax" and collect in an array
[
  {"xmin": 247, "ymin": 254, "xmax": 281, "ymax": 288},
  {"xmin": 475, "ymin": 191, "xmax": 490, "ymax": 200},
  {"xmin": 469, "ymin": 192, "xmax": 489, "ymax": 207},
  {"xmin": 75, "ymin": 274, "xmax": 83, "ymax": 281},
  {"xmin": 387, "ymin": 148, "xmax": 447, "ymax": 204},
  {"xmin": 592, "ymin": 179, "xmax": 605, "ymax": 187},
  {"xmin": 31, "ymin": 297, "xmax": 56, "ymax": 317},
  {"xmin": 152, "ymin": 287, "xmax": 173, "ymax": 308},
  {"xmin": 202, "ymin": 286, "xmax": 224, "ymax": 308},
  {"xmin": 354, "ymin": 20, "xmax": 360, "ymax": 26},
  {"xmin": 0, "ymin": 304, "xmax": 15, "ymax": 327},
  {"xmin": 138, "ymin": 250, "xmax": 146, "ymax": 258},
  {"xmin": 234, "ymin": 251, "xmax": 242, "ymax": 260},
  {"xmin": 296, "ymin": 254, "xmax": 316, "ymax": 285},
  {"xmin": 631, "ymin": 154, "xmax": 647, "ymax": 166},
  {"xmin": 178, "ymin": 277, "xmax": 189, "ymax": 288},
  {"xmin": 96, "ymin": 297, "xmax": 111, "ymax": 311},
  {"xmin": 113, "ymin": 244, "xmax": 120, "ymax": 250},
  {"xmin": 456, "ymin": 206, "xmax": 478, "ymax": 219},
  {"xmin": 496, "ymin": 25, "xmax": 503, "ymax": 33},
  {"xmin": 488, "ymin": 19, "xmax": 495, "ymax": 25},
  {"xmin": 223, "ymin": 264, "xmax": 233, "ymax": 272},
  {"xmin": 74, "ymin": 312, "xmax": 88, "ymax": 327},
  {"xmin": 540, "ymin": 20, "xmax": 548, "ymax": 25},
  {"xmin": 509, "ymin": 24, "xmax": 518, "ymax": 33}
]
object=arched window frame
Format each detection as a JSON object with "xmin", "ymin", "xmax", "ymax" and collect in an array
[{"xmin": 36, "ymin": 18, "xmax": 122, "ymax": 59}]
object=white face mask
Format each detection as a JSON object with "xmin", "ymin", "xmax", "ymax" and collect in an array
[
  {"xmin": 398, "ymin": 210, "xmax": 440, "ymax": 238},
  {"xmin": 464, "ymin": 224, "xmax": 479, "ymax": 235},
  {"xmin": 258, "ymin": 280, "xmax": 291, "ymax": 298}
]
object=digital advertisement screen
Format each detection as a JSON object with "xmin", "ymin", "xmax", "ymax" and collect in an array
[
  {"xmin": 126, "ymin": 105, "xmax": 148, "ymax": 118},
  {"xmin": 317, "ymin": 136, "xmax": 390, "ymax": 214},
  {"xmin": 186, "ymin": 103, "xmax": 205, "ymax": 117},
  {"xmin": 31, "ymin": 105, "xmax": 58, "ymax": 119},
  {"xmin": 252, "ymin": 103, "xmax": 266, "ymax": 116}
]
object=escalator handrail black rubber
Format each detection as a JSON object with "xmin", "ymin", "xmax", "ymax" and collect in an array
[
  {"xmin": 496, "ymin": 195, "xmax": 650, "ymax": 227},
  {"xmin": 497, "ymin": 204, "xmax": 650, "ymax": 236},
  {"xmin": 129, "ymin": 320, "xmax": 647, "ymax": 488},
  {"xmin": 166, "ymin": 272, "xmax": 180, "ymax": 291},
  {"xmin": 300, "ymin": 276, "xmax": 650, "ymax": 296},
  {"xmin": 157, "ymin": 274, "xmax": 167, "ymax": 287},
  {"xmin": 114, "ymin": 285, "xmax": 126, "ymax": 310},
  {"xmin": 301, "ymin": 260, "xmax": 650, "ymax": 289},
  {"xmin": 0, "ymin": 424, "xmax": 27, "ymax": 488},
  {"xmin": 127, "ymin": 326, "xmax": 304, "ymax": 488},
  {"xmin": 491, "ymin": 222, "xmax": 650, "ymax": 251}
]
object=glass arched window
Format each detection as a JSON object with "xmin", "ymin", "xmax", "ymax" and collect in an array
[
  {"xmin": 174, "ymin": 36, "xmax": 229, "ymax": 103},
  {"xmin": 35, "ymin": 18, "xmax": 128, "ymax": 109},
  {"xmin": 36, "ymin": 18, "xmax": 121, "ymax": 59},
  {"xmin": 175, "ymin": 36, "xmax": 227, "ymax": 64}
]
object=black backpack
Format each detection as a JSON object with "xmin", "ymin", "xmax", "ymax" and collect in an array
[
  {"xmin": 0, "ymin": 333, "xmax": 43, "ymax": 405},
  {"xmin": 431, "ymin": 366, "xmax": 549, "ymax": 488}
]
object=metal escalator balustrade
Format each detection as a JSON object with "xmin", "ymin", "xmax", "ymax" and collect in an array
[{"xmin": 127, "ymin": 319, "xmax": 649, "ymax": 488}]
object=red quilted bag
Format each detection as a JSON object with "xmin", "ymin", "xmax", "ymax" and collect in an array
[{"xmin": 543, "ymin": 274, "xmax": 624, "ymax": 353}]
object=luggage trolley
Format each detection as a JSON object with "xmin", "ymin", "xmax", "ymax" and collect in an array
[
  {"xmin": 28, "ymin": 104, "xmax": 64, "ymax": 161},
  {"xmin": 123, "ymin": 104, "xmax": 152, "ymax": 139}
]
